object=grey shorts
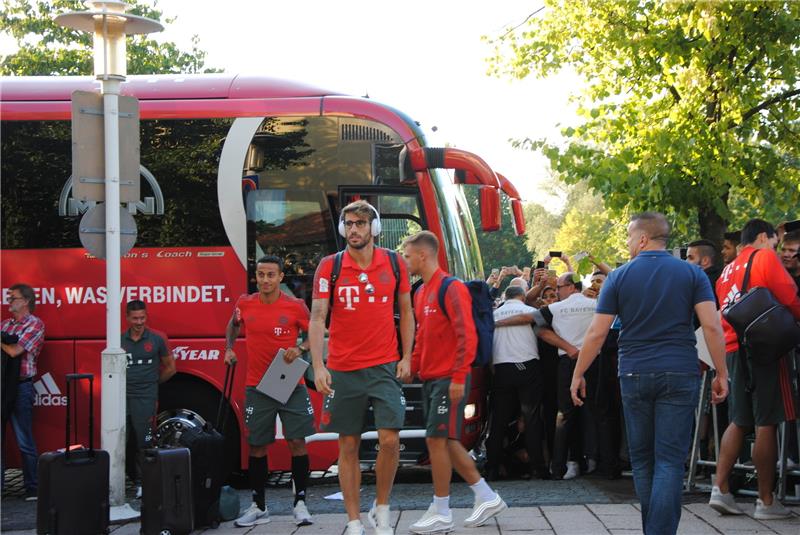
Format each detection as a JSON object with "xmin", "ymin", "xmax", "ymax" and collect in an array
[
  {"xmin": 319, "ymin": 362, "xmax": 406, "ymax": 435},
  {"xmin": 728, "ymin": 349, "xmax": 798, "ymax": 428},
  {"xmin": 421, "ymin": 375, "xmax": 471, "ymax": 439},
  {"xmin": 244, "ymin": 385, "xmax": 315, "ymax": 446}
]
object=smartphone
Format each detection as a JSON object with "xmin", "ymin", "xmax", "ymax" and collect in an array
[
  {"xmin": 536, "ymin": 261, "xmax": 546, "ymax": 269},
  {"xmin": 572, "ymin": 251, "xmax": 588, "ymax": 263},
  {"xmin": 547, "ymin": 269, "xmax": 557, "ymax": 277},
  {"xmin": 785, "ymin": 219, "xmax": 800, "ymax": 233},
  {"xmin": 491, "ymin": 268, "xmax": 500, "ymax": 276},
  {"xmin": 549, "ymin": 251, "xmax": 562, "ymax": 258}
]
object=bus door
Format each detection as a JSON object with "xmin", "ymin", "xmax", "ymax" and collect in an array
[{"xmin": 337, "ymin": 186, "xmax": 428, "ymax": 465}]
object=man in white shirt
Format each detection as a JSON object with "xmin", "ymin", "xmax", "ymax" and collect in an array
[
  {"xmin": 531, "ymin": 273, "xmax": 598, "ymax": 480},
  {"xmin": 485, "ymin": 286, "xmax": 549, "ymax": 480}
]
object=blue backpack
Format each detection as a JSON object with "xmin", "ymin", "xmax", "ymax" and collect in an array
[{"xmin": 437, "ymin": 277, "xmax": 495, "ymax": 367}]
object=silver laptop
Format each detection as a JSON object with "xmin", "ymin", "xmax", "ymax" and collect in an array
[{"xmin": 256, "ymin": 349, "xmax": 309, "ymax": 404}]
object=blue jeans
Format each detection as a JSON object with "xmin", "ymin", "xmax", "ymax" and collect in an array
[
  {"xmin": 620, "ymin": 372, "xmax": 699, "ymax": 535},
  {"xmin": 8, "ymin": 381, "xmax": 39, "ymax": 492}
]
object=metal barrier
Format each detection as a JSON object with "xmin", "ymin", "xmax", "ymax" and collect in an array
[{"xmin": 685, "ymin": 367, "xmax": 800, "ymax": 503}]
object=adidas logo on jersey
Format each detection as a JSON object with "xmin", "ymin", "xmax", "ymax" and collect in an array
[{"xmin": 33, "ymin": 372, "xmax": 68, "ymax": 407}]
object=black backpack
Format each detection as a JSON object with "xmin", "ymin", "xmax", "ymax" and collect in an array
[{"xmin": 437, "ymin": 278, "xmax": 495, "ymax": 367}]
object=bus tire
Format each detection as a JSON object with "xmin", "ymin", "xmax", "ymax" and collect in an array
[{"xmin": 157, "ymin": 373, "xmax": 242, "ymax": 483}]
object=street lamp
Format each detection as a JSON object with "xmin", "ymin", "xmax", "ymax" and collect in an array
[{"xmin": 55, "ymin": 0, "xmax": 162, "ymax": 518}]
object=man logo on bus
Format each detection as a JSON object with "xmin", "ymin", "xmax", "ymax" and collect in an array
[
  {"xmin": 33, "ymin": 373, "xmax": 68, "ymax": 407},
  {"xmin": 58, "ymin": 165, "xmax": 165, "ymax": 217}
]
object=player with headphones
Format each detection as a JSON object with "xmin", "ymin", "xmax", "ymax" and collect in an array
[{"xmin": 309, "ymin": 199, "xmax": 415, "ymax": 535}]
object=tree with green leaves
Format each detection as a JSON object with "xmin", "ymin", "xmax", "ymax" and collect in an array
[
  {"xmin": 463, "ymin": 187, "xmax": 532, "ymax": 275},
  {"xmin": 489, "ymin": 1, "xmax": 799, "ymax": 246},
  {"xmin": 1, "ymin": 0, "xmax": 217, "ymax": 75}
]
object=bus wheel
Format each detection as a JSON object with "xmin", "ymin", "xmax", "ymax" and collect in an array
[{"xmin": 157, "ymin": 373, "xmax": 242, "ymax": 483}]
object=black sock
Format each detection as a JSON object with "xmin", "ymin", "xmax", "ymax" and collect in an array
[
  {"xmin": 249, "ymin": 455, "xmax": 268, "ymax": 510},
  {"xmin": 291, "ymin": 454, "xmax": 309, "ymax": 505}
]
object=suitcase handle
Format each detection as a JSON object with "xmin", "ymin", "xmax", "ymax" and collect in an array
[
  {"xmin": 65, "ymin": 373, "xmax": 95, "ymax": 459},
  {"xmin": 215, "ymin": 361, "xmax": 235, "ymax": 433}
]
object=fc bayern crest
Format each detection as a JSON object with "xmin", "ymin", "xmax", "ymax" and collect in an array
[
  {"xmin": 379, "ymin": 272, "xmax": 392, "ymax": 284},
  {"xmin": 278, "ymin": 315, "xmax": 289, "ymax": 325},
  {"xmin": 144, "ymin": 342, "xmax": 153, "ymax": 353}
]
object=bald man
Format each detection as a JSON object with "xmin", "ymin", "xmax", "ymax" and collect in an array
[{"xmin": 569, "ymin": 212, "xmax": 728, "ymax": 535}]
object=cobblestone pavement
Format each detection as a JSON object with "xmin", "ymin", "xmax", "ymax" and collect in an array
[
  {"xmin": 3, "ymin": 468, "xmax": 798, "ymax": 534},
  {"xmin": 4, "ymin": 503, "xmax": 798, "ymax": 534}
]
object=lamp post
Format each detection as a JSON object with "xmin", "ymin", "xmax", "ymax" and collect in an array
[{"xmin": 55, "ymin": 0, "xmax": 162, "ymax": 515}]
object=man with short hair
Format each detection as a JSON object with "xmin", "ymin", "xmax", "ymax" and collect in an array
[
  {"xmin": 570, "ymin": 212, "xmax": 728, "ymax": 535},
  {"xmin": 486, "ymin": 285, "xmax": 547, "ymax": 481},
  {"xmin": 309, "ymin": 200, "xmax": 414, "ymax": 535},
  {"xmin": 722, "ymin": 231, "xmax": 741, "ymax": 265},
  {"xmin": 225, "ymin": 255, "xmax": 315, "ymax": 527},
  {"xmin": 532, "ymin": 273, "xmax": 598, "ymax": 480},
  {"xmin": 497, "ymin": 272, "xmax": 599, "ymax": 478},
  {"xmin": 780, "ymin": 230, "xmax": 800, "ymax": 290},
  {"xmin": 1, "ymin": 284, "xmax": 44, "ymax": 500},
  {"xmin": 687, "ymin": 239, "xmax": 723, "ymax": 290},
  {"xmin": 403, "ymin": 231, "xmax": 506, "ymax": 534},
  {"xmin": 122, "ymin": 300, "xmax": 175, "ymax": 497},
  {"xmin": 710, "ymin": 219, "xmax": 800, "ymax": 520}
]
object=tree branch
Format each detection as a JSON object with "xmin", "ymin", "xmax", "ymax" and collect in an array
[
  {"xmin": 499, "ymin": 6, "xmax": 545, "ymax": 39},
  {"xmin": 669, "ymin": 85, "xmax": 681, "ymax": 104},
  {"xmin": 739, "ymin": 88, "xmax": 800, "ymax": 125}
]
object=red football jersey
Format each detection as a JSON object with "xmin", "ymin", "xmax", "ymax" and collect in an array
[
  {"xmin": 411, "ymin": 269, "xmax": 477, "ymax": 385},
  {"xmin": 312, "ymin": 247, "xmax": 410, "ymax": 371},
  {"xmin": 716, "ymin": 245, "xmax": 800, "ymax": 353},
  {"xmin": 233, "ymin": 292, "xmax": 310, "ymax": 386}
]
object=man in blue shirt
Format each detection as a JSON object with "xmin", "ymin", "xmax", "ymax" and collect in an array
[{"xmin": 569, "ymin": 212, "xmax": 728, "ymax": 535}]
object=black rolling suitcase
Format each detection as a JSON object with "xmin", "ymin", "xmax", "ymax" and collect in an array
[
  {"xmin": 140, "ymin": 446, "xmax": 194, "ymax": 535},
  {"xmin": 37, "ymin": 373, "xmax": 110, "ymax": 535},
  {"xmin": 178, "ymin": 362, "xmax": 235, "ymax": 529}
]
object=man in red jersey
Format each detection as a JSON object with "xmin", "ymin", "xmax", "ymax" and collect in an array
[
  {"xmin": 309, "ymin": 200, "xmax": 414, "ymax": 535},
  {"xmin": 402, "ymin": 231, "xmax": 506, "ymax": 534},
  {"xmin": 710, "ymin": 219, "xmax": 800, "ymax": 520},
  {"xmin": 225, "ymin": 255, "xmax": 315, "ymax": 528}
]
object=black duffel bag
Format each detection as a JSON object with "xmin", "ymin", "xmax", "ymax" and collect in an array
[{"xmin": 722, "ymin": 249, "xmax": 800, "ymax": 364}]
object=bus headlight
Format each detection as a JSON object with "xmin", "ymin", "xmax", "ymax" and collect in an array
[{"xmin": 464, "ymin": 403, "xmax": 476, "ymax": 420}]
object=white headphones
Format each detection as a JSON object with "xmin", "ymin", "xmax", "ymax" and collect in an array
[{"xmin": 338, "ymin": 203, "xmax": 382, "ymax": 238}]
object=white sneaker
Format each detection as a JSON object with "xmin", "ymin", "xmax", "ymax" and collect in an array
[
  {"xmin": 563, "ymin": 461, "xmax": 580, "ymax": 480},
  {"xmin": 234, "ymin": 502, "xmax": 270, "ymax": 527},
  {"xmin": 345, "ymin": 519, "xmax": 366, "ymax": 535},
  {"xmin": 135, "ymin": 486, "xmax": 142, "ymax": 499},
  {"xmin": 368, "ymin": 500, "xmax": 393, "ymax": 535},
  {"xmin": 708, "ymin": 486, "xmax": 744, "ymax": 515},
  {"xmin": 754, "ymin": 494, "xmax": 793, "ymax": 520},
  {"xmin": 464, "ymin": 492, "xmax": 507, "ymax": 527},
  {"xmin": 293, "ymin": 499, "xmax": 313, "ymax": 526},
  {"xmin": 409, "ymin": 503, "xmax": 454, "ymax": 534}
]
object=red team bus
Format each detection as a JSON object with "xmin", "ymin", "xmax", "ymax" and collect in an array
[{"xmin": 0, "ymin": 74, "xmax": 526, "ymax": 476}]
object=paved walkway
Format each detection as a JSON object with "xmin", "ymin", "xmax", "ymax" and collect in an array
[{"xmin": 4, "ymin": 503, "xmax": 797, "ymax": 535}]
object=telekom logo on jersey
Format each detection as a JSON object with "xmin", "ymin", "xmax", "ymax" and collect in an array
[{"xmin": 338, "ymin": 285, "xmax": 361, "ymax": 311}]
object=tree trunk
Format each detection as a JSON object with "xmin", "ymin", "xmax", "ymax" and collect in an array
[{"xmin": 698, "ymin": 197, "xmax": 728, "ymax": 250}]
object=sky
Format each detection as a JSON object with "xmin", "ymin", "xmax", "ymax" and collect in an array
[
  {"xmin": 4, "ymin": 0, "xmax": 581, "ymax": 205},
  {"xmin": 151, "ymin": 0, "xmax": 581, "ymax": 204}
]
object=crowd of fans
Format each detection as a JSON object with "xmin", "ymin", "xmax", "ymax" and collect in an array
[{"xmin": 479, "ymin": 221, "xmax": 800, "ymax": 490}]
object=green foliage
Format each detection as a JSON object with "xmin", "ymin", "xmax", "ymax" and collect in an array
[
  {"xmin": 1, "ymin": 0, "xmax": 219, "ymax": 75},
  {"xmin": 550, "ymin": 183, "xmax": 629, "ymax": 272},
  {"xmin": 463, "ymin": 187, "xmax": 532, "ymax": 274},
  {"xmin": 488, "ymin": 1, "xmax": 800, "ymax": 245}
]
